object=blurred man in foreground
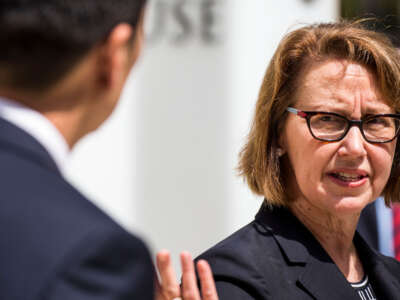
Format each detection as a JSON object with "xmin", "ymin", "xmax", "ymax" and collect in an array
[
  {"xmin": 0, "ymin": 1, "xmax": 218, "ymax": 299},
  {"xmin": 0, "ymin": 1, "xmax": 156, "ymax": 299}
]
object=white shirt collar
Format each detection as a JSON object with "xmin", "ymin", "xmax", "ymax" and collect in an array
[{"xmin": 0, "ymin": 97, "xmax": 70, "ymax": 173}]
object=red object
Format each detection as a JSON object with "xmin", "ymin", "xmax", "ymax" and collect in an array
[{"xmin": 394, "ymin": 204, "xmax": 400, "ymax": 261}]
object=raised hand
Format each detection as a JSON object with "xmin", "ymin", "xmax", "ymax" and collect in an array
[{"xmin": 156, "ymin": 250, "xmax": 218, "ymax": 300}]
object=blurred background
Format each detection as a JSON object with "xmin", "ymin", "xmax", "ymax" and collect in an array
[{"xmin": 64, "ymin": 0, "xmax": 400, "ymax": 273}]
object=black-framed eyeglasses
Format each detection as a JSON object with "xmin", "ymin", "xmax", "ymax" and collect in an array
[{"xmin": 286, "ymin": 107, "xmax": 400, "ymax": 143}]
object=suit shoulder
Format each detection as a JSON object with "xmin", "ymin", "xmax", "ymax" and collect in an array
[
  {"xmin": 56, "ymin": 223, "xmax": 152, "ymax": 276},
  {"xmin": 196, "ymin": 220, "xmax": 281, "ymax": 299},
  {"xmin": 0, "ymin": 155, "xmax": 142, "ymax": 258},
  {"xmin": 0, "ymin": 149, "xmax": 120, "ymax": 231},
  {"xmin": 198, "ymin": 218, "xmax": 276, "ymax": 262},
  {"xmin": 197, "ymin": 221, "xmax": 278, "ymax": 278},
  {"xmin": 0, "ymin": 150, "xmax": 153, "ymax": 299},
  {"xmin": 37, "ymin": 224, "xmax": 154, "ymax": 300}
]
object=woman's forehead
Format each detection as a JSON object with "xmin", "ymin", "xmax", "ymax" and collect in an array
[
  {"xmin": 299, "ymin": 59, "xmax": 375, "ymax": 88},
  {"xmin": 292, "ymin": 59, "xmax": 393, "ymax": 113}
]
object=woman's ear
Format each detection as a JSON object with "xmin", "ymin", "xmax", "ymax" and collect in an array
[
  {"xmin": 277, "ymin": 132, "xmax": 287, "ymax": 157},
  {"xmin": 276, "ymin": 147, "xmax": 286, "ymax": 157}
]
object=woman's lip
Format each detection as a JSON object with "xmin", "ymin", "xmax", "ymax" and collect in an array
[
  {"xmin": 328, "ymin": 169, "xmax": 369, "ymax": 177},
  {"xmin": 327, "ymin": 173, "xmax": 368, "ymax": 188}
]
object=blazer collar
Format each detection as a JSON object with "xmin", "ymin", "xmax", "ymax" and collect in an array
[
  {"xmin": 255, "ymin": 205, "xmax": 374, "ymax": 300},
  {"xmin": 0, "ymin": 117, "xmax": 61, "ymax": 175}
]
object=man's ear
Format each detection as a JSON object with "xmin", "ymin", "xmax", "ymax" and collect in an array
[{"xmin": 96, "ymin": 23, "xmax": 142, "ymax": 89}]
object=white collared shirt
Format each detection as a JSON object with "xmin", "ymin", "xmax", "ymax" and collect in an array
[{"xmin": 0, "ymin": 97, "xmax": 69, "ymax": 173}]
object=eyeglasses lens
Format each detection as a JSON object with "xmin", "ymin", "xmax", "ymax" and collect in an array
[
  {"xmin": 309, "ymin": 114, "xmax": 400, "ymax": 142},
  {"xmin": 309, "ymin": 114, "xmax": 346, "ymax": 140},
  {"xmin": 363, "ymin": 116, "xmax": 399, "ymax": 142}
]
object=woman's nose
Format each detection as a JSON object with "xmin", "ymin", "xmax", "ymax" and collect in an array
[{"xmin": 337, "ymin": 126, "xmax": 367, "ymax": 157}]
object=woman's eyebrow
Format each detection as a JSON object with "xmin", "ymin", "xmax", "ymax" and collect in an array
[
  {"xmin": 300, "ymin": 102, "xmax": 348, "ymax": 112},
  {"xmin": 302, "ymin": 101, "xmax": 394, "ymax": 115}
]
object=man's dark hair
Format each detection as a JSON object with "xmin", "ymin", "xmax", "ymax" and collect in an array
[{"xmin": 0, "ymin": 0, "xmax": 146, "ymax": 90}]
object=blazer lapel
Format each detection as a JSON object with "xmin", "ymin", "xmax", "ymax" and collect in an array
[
  {"xmin": 369, "ymin": 262, "xmax": 400, "ymax": 299},
  {"xmin": 355, "ymin": 232, "xmax": 400, "ymax": 300},
  {"xmin": 257, "ymin": 206, "xmax": 360, "ymax": 300},
  {"xmin": 297, "ymin": 249, "xmax": 360, "ymax": 300}
]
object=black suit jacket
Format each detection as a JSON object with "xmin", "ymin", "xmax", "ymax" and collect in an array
[
  {"xmin": 0, "ymin": 118, "xmax": 154, "ymax": 300},
  {"xmin": 196, "ymin": 204, "xmax": 400, "ymax": 299}
]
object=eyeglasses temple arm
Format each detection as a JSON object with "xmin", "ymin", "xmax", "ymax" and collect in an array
[
  {"xmin": 287, "ymin": 107, "xmax": 307, "ymax": 117},
  {"xmin": 286, "ymin": 107, "xmax": 298, "ymax": 114}
]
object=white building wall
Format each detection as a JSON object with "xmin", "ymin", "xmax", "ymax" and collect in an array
[{"xmin": 65, "ymin": 0, "xmax": 338, "ymax": 272}]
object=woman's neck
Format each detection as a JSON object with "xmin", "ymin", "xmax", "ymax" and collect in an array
[{"xmin": 289, "ymin": 199, "xmax": 365, "ymax": 282}]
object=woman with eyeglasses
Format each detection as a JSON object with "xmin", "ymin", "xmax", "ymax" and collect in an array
[{"xmin": 194, "ymin": 21, "xmax": 400, "ymax": 300}]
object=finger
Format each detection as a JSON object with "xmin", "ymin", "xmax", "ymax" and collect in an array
[
  {"xmin": 154, "ymin": 276, "xmax": 165, "ymax": 300},
  {"xmin": 197, "ymin": 260, "xmax": 218, "ymax": 300},
  {"xmin": 156, "ymin": 250, "xmax": 181, "ymax": 298},
  {"xmin": 180, "ymin": 251, "xmax": 201, "ymax": 300}
]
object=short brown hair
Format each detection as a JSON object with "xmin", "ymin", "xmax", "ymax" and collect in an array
[
  {"xmin": 0, "ymin": 0, "xmax": 146, "ymax": 91},
  {"xmin": 238, "ymin": 20, "xmax": 400, "ymax": 207}
]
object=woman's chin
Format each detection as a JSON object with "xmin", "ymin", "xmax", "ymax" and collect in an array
[{"xmin": 329, "ymin": 195, "xmax": 373, "ymax": 216}]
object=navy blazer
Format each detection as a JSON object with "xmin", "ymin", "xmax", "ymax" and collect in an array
[
  {"xmin": 196, "ymin": 204, "xmax": 400, "ymax": 299},
  {"xmin": 0, "ymin": 118, "xmax": 154, "ymax": 300}
]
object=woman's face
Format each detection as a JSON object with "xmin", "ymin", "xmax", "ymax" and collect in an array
[{"xmin": 281, "ymin": 59, "xmax": 397, "ymax": 217}]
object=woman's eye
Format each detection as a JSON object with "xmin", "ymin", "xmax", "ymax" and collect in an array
[
  {"xmin": 316, "ymin": 115, "xmax": 341, "ymax": 123},
  {"xmin": 319, "ymin": 116, "xmax": 335, "ymax": 122},
  {"xmin": 367, "ymin": 118, "xmax": 385, "ymax": 125}
]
